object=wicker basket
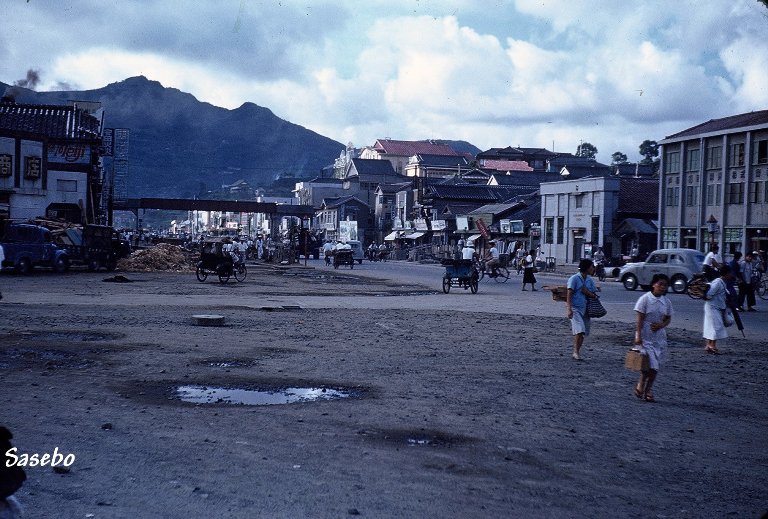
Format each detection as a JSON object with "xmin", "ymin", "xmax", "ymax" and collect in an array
[{"xmin": 543, "ymin": 285, "xmax": 567, "ymax": 302}]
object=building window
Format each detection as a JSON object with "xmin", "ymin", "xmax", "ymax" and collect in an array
[
  {"xmin": 665, "ymin": 187, "xmax": 680, "ymax": 206},
  {"xmin": 544, "ymin": 218, "xmax": 554, "ymax": 244},
  {"xmin": 730, "ymin": 143, "xmax": 745, "ymax": 167},
  {"xmin": 685, "ymin": 186, "xmax": 697, "ymax": 206},
  {"xmin": 753, "ymin": 139, "xmax": 768, "ymax": 164},
  {"xmin": 24, "ymin": 156, "xmax": 41, "ymax": 179},
  {"xmin": 726, "ymin": 182, "xmax": 744, "ymax": 204},
  {"xmin": 574, "ymin": 194, "xmax": 584, "ymax": 209},
  {"xmin": 749, "ymin": 182, "xmax": 762, "ymax": 203},
  {"xmin": 662, "ymin": 228, "xmax": 678, "ymax": 249},
  {"xmin": 706, "ymin": 185, "xmax": 714, "ymax": 206},
  {"xmin": 707, "ymin": 146, "xmax": 722, "ymax": 169},
  {"xmin": 56, "ymin": 179, "xmax": 77, "ymax": 192},
  {"xmin": 686, "ymin": 149, "xmax": 700, "ymax": 172},
  {"xmin": 0, "ymin": 154, "xmax": 11, "ymax": 177},
  {"xmin": 715, "ymin": 184, "xmax": 721, "ymax": 205},
  {"xmin": 556, "ymin": 217, "xmax": 564, "ymax": 244},
  {"xmin": 665, "ymin": 151, "xmax": 681, "ymax": 173}
]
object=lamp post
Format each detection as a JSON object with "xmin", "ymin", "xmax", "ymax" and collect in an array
[{"xmin": 706, "ymin": 214, "xmax": 719, "ymax": 251}]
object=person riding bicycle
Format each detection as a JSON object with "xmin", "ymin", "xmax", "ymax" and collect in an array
[
  {"xmin": 702, "ymin": 244, "xmax": 722, "ymax": 281},
  {"xmin": 485, "ymin": 241, "xmax": 500, "ymax": 277},
  {"xmin": 593, "ymin": 247, "xmax": 606, "ymax": 279}
]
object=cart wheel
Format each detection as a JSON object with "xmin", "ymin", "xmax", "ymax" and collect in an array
[
  {"xmin": 334, "ymin": 261, "xmax": 339, "ymax": 269},
  {"xmin": 495, "ymin": 267, "xmax": 510, "ymax": 283},
  {"xmin": 196, "ymin": 266, "xmax": 208, "ymax": 282},
  {"xmin": 442, "ymin": 277, "xmax": 451, "ymax": 293},
  {"xmin": 234, "ymin": 264, "xmax": 247, "ymax": 282},
  {"xmin": 470, "ymin": 275, "xmax": 479, "ymax": 294}
]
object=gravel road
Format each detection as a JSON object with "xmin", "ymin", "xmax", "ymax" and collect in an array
[{"xmin": 1, "ymin": 264, "xmax": 766, "ymax": 518}]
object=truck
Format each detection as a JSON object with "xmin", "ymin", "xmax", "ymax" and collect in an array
[
  {"xmin": 0, "ymin": 223, "xmax": 71, "ymax": 274},
  {"xmin": 57, "ymin": 224, "xmax": 131, "ymax": 271}
]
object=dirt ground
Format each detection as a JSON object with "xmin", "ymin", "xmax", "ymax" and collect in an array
[{"xmin": 1, "ymin": 264, "xmax": 767, "ymax": 518}]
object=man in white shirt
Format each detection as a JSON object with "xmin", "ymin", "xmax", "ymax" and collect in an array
[
  {"xmin": 462, "ymin": 242, "xmax": 476, "ymax": 261},
  {"xmin": 485, "ymin": 240, "xmax": 500, "ymax": 276},
  {"xmin": 703, "ymin": 244, "xmax": 722, "ymax": 281}
]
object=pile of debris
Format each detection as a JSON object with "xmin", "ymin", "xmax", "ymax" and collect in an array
[{"xmin": 117, "ymin": 243, "xmax": 195, "ymax": 272}]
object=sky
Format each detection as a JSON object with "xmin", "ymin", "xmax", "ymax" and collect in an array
[{"xmin": 2, "ymin": 0, "xmax": 768, "ymax": 163}]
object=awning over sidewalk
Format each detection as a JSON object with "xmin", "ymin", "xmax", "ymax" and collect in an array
[
  {"xmin": 466, "ymin": 234, "xmax": 482, "ymax": 243},
  {"xmin": 384, "ymin": 231, "xmax": 401, "ymax": 241},
  {"xmin": 404, "ymin": 232, "xmax": 425, "ymax": 239}
]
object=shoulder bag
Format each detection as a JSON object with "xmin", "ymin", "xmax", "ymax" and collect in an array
[{"xmin": 585, "ymin": 296, "xmax": 607, "ymax": 318}]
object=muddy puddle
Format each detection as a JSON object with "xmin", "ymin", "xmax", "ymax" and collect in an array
[{"xmin": 174, "ymin": 385, "xmax": 357, "ymax": 405}]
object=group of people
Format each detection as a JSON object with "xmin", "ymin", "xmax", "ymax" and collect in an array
[
  {"xmin": 565, "ymin": 258, "xmax": 672, "ymax": 403},
  {"xmin": 458, "ymin": 239, "xmax": 541, "ymax": 290}
]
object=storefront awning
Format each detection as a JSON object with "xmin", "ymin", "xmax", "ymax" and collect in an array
[
  {"xmin": 404, "ymin": 232, "xmax": 425, "ymax": 239},
  {"xmin": 384, "ymin": 231, "xmax": 400, "ymax": 241},
  {"xmin": 466, "ymin": 234, "xmax": 482, "ymax": 243}
]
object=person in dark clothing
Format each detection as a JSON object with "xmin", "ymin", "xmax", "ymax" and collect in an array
[
  {"xmin": 0, "ymin": 426, "xmax": 26, "ymax": 518},
  {"xmin": 728, "ymin": 252, "xmax": 743, "ymax": 310}
]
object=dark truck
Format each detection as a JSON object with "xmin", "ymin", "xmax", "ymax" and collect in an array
[
  {"xmin": 58, "ymin": 224, "xmax": 131, "ymax": 271},
  {"xmin": 0, "ymin": 223, "xmax": 70, "ymax": 274}
]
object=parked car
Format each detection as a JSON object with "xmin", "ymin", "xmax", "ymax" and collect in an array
[
  {"xmin": 618, "ymin": 248, "xmax": 705, "ymax": 293},
  {"xmin": 0, "ymin": 223, "xmax": 70, "ymax": 274},
  {"xmin": 57, "ymin": 224, "xmax": 131, "ymax": 271}
]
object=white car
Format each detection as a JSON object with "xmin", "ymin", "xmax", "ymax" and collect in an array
[{"xmin": 618, "ymin": 248, "xmax": 706, "ymax": 294}]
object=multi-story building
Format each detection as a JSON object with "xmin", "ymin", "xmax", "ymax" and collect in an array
[
  {"xmin": 359, "ymin": 139, "xmax": 460, "ymax": 175},
  {"xmin": 658, "ymin": 110, "xmax": 768, "ymax": 255},
  {"xmin": 0, "ymin": 100, "xmax": 104, "ymax": 224}
]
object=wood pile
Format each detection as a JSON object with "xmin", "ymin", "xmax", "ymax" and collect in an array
[{"xmin": 117, "ymin": 243, "xmax": 195, "ymax": 272}]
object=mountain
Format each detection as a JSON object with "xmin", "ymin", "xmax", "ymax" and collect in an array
[{"xmin": 1, "ymin": 76, "xmax": 345, "ymax": 198}]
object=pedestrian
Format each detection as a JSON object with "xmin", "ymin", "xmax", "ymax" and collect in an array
[
  {"xmin": 256, "ymin": 236, "xmax": 264, "ymax": 260},
  {"xmin": 521, "ymin": 248, "xmax": 537, "ymax": 291},
  {"xmin": 632, "ymin": 274, "xmax": 673, "ymax": 403},
  {"xmin": 702, "ymin": 244, "xmax": 722, "ymax": 281},
  {"xmin": 630, "ymin": 244, "xmax": 639, "ymax": 262},
  {"xmin": 703, "ymin": 264, "xmax": 734, "ymax": 355},
  {"xmin": 566, "ymin": 259, "xmax": 598, "ymax": 360},
  {"xmin": 739, "ymin": 252, "xmax": 757, "ymax": 311}
]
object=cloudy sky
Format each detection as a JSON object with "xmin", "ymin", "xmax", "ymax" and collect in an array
[{"xmin": 2, "ymin": 0, "xmax": 767, "ymax": 162}]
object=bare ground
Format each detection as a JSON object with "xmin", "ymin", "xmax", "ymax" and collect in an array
[{"xmin": 1, "ymin": 265, "xmax": 767, "ymax": 518}]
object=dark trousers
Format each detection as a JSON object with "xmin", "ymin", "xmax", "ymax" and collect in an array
[{"xmin": 738, "ymin": 281, "xmax": 756, "ymax": 309}]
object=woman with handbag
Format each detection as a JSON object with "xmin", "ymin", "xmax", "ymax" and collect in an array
[
  {"xmin": 703, "ymin": 265, "xmax": 734, "ymax": 354},
  {"xmin": 632, "ymin": 274, "xmax": 673, "ymax": 402},
  {"xmin": 521, "ymin": 248, "xmax": 538, "ymax": 291},
  {"xmin": 566, "ymin": 259, "xmax": 597, "ymax": 360}
]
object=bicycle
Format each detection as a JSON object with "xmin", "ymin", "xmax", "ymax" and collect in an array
[
  {"xmin": 476, "ymin": 259, "xmax": 511, "ymax": 283},
  {"xmin": 757, "ymin": 276, "xmax": 768, "ymax": 300}
]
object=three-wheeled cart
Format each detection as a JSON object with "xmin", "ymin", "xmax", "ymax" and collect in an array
[
  {"xmin": 441, "ymin": 259, "xmax": 479, "ymax": 294},
  {"xmin": 333, "ymin": 249, "xmax": 354, "ymax": 269},
  {"xmin": 196, "ymin": 238, "xmax": 247, "ymax": 283}
]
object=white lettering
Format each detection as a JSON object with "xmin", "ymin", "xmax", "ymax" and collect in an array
[
  {"xmin": 5, "ymin": 447, "xmax": 17, "ymax": 467},
  {"xmin": 3, "ymin": 447, "xmax": 75, "ymax": 468}
]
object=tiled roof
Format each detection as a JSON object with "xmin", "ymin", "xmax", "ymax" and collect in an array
[
  {"xmin": 321, "ymin": 195, "xmax": 369, "ymax": 209},
  {"xmin": 426, "ymin": 184, "xmax": 533, "ymax": 202},
  {"xmin": 618, "ymin": 177, "xmax": 659, "ymax": 215},
  {"xmin": 0, "ymin": 102, "xmax": 101, "ymax": 140},
  {"xmin": 663, "ymin": 110, "xmax": 768, "ymax": 141},
  {"xmin": 481, "ymin": 159, "xmax": 533, "ymax": 172},
  {"xmin": 373, "ymin": 139, "xmax": 459, "ymax": 157},
  {"xmin": 376, "ymin": 181, "xmax": 413, "ymax": 194},
  {"xmin": 411, "ymin": 154, "xmax": 469, "ymax": 167},
  {"xmin": 349, "ymin": 158, "xmax": 397, "ymax": 176}
]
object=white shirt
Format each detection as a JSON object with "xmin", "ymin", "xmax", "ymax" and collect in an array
[
  {"xmin": 489, "ymin": 246, "xmax": 499, "ymax": 259},
  {"xmin": 322, "ymin": 242, "xmax": 334, "ymax": 253},
  {"xmin": 703, "ymin": 251, "xmax": 722, "ymax": 267}
]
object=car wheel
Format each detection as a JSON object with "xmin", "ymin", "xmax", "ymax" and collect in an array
[
  {"xmin": 16, "ymin": 257, "xmax": 32, "ymax": 275},
  {"xmin": 671, "ymin": 274, "xmax": 688, "ymax": 294},
  {"xmin": 53, "ymin": 256, "xmax": 69, "ymax": 273},
  {"xmin": 622, "ymin": 274, "xmax": 638, "ymax": 291},
  {"xmin": 442, "ymin": 277, "xmax": 451, "ymax": 293}
]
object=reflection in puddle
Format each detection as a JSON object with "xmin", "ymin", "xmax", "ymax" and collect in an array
[{"xmin": 175, "ymin": 385, "xmax": 353, "ymax": 405}]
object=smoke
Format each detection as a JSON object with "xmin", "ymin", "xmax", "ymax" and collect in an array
[{"xmin": 13, "ymin": 69, "xmax": 41, "ymax": 90}]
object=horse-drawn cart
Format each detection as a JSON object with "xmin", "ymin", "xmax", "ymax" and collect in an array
[{"xmin": 441, "ymin": 259, "xmax": 479, "ymax": 294}]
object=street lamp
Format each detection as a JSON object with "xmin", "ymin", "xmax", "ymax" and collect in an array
[{"xmin": 706, "ymin": 214, "xmax": 719, "ymax": 251}]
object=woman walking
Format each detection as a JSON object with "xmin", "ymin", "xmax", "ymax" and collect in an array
[
  {"xmin": 703, "ymin": 264, "xmax": 734, "ymax": 354},
  {"xmin": 521, "ymin": 248, "xmax": 538, "ymax": 291},
  {"xmin": 566, "ymin": 259, "xmax": 597, "ymax": 360},
  {"xmin": 633, "ymin": 274, "xmax": 673, "ymax": 402}
]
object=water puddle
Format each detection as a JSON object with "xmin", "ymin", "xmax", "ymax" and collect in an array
[{"xmin": 174, "ymin": 385, "xmax": 355, "ymax": 405}]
